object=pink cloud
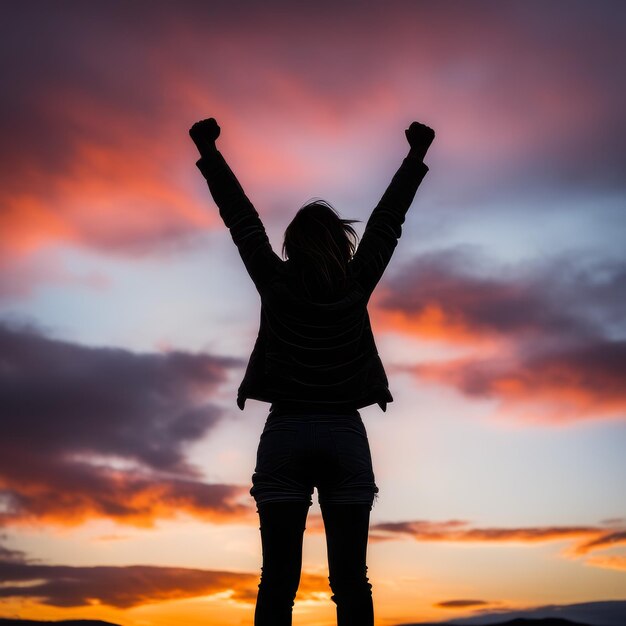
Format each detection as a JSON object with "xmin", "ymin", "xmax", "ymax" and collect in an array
[{"xmin": 373, "ymin": 251, "xmax": 626, "ymax": 422}]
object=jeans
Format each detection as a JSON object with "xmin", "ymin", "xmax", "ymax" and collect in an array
[{"xmin": 250, "ymin": 412, "xmax": 378, "ymax": 626}]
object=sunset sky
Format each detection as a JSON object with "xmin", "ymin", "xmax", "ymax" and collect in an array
[{"xmin": 1, "ymin": 2, "xmax": 625, "ymax": 625}]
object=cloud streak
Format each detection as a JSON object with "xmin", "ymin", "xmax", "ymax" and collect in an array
[
  {"xmin": 435, "ymin": 599, "xmax": 491, "ymax": 609},
  {"xmin": 0, "ymin": 542, "xmax": 328, "ymax": 609},
  {"xmin": 369, "ymin": 518, "xmax": 626, "ymax": 572}
]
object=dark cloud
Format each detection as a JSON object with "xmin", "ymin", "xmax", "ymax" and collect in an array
[
  {"xmin": 0, "ymin": 320, "xmax": 241, "ymax": 473},
  {"xmin": 0, "ymin": 320, "xmax": 251, "ymax": 527},
  {"xmin": 370, "ymin": 520, "xmax": 600, "ymax": 543},
  {"xmin": 375, "ymin": 250, "xmax": 626, "ymax": 420},
  {"xmin": 410, "ymin": 338, "xmax": 626, "ymax": 421},
  {"xmin": 379, "ymin": 249, "xmax": 625, "ymax": 342},
  {"xmin": 0, "ymin": 541, "xmax": 327, "ymax": 609},
  {"xmin": 0, "ymin": 559, "xmax": 258, "ymax": 608},
  {"xmin": 435, "ymin": 599, "xmax": 490, "ymax": 609}
]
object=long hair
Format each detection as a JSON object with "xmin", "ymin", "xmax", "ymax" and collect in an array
[{"xmin": 282, "ymin": 199, "xmax": 360, "ymax": 295}]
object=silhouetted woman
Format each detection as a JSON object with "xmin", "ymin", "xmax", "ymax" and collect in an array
[{"xmin": 189, "ymin": 117, "xmax": 434, "ymax": 626}]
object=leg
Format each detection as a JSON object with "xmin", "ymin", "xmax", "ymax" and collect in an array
[
  {"xmin": 254, "ymin": 500, "xmax": 310, "ymax": 626},
  {"xmin": 320, "ymin": 501, "xmax": 374, "ymax": 626}
]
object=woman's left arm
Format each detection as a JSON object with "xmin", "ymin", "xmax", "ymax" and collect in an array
[{"xmin": 190, "ymin": 118, "xmax": 281, "ymax": 290}]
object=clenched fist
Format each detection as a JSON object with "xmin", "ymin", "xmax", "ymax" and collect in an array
[
  {"xmin": 405, "ymin": 121, "xmax": 435, "ymax": 162},
  {"xmin": 189, "ymin": 118, "xmax": 221, "ymax": 155}
]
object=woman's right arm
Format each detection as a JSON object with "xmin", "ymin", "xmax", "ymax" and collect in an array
[
  {"xmin": 190, "ymin": 118, "xmax": 281, "ymax": 291},
  {"xmin": 351, "ymin": 121, "xmax": 435, "ymax": 295}
]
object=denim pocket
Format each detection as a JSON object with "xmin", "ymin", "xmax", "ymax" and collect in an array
[
  {"xmin": 329, "ymin": 421, "xmax": 374, "ymax": 473},
  {"xmin": 255, "ymin": 423, "xmax": 298, "ymax": 473}
]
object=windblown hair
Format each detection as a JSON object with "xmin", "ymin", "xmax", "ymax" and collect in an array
[{"xmin": 282, "ymin": 200, "xmax": 360, "ymax": 295}]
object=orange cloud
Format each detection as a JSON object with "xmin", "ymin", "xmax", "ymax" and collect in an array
[
  {"xmin": 0, "ymin": 556, "xmax": 246, "ymax": 609},
  {"xmin": 372, "ymin": 251, "xmax": 626, "ymax": 422},
  {"xmin": 1, "ymin": 96, "xmax": 213, "ymax": 259},
  {"xmin": 1, "ymin": 48, "xmax": 357, "ymax": 273},
  {"xmin": 570, "ymin": 530, "xmax": 626, "ymax": 556},
  {"xmin": 371, "ymin": 250, "xmax": 601, "ymax": 347},
  {"xmin": 584, "ymin": 555, "xmax": 626, "ymax": 572},
  {"xmin": 370, "ymin": 299, "xmax": 498, "ymax": 346},
  {"xmin": 0, "ymin": 468, "xmax": 254, "ymax": 529},
  {"xmin": 409, "ymin": 339, "xmax": 626, "ymax": 422}
]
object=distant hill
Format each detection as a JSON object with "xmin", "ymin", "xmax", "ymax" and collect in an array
[
  {"xmin": 468, "ymin": 617, "xmax": 591, "ymax": 626},
  {"xmin": 0, "ymin": 620, "xmax": 121, "ymax": 626},
  {"xmin": 400, "ymin": 617, "xmax": 593, "ymax": 626},
  {"xmin": 398, "ymin": 599, "xmax": 626, "ymax": 626}
]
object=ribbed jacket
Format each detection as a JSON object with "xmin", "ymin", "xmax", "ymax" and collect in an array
[{"xmin": 196, "ymin": 149, "xmax": 428, "ymax": 412}]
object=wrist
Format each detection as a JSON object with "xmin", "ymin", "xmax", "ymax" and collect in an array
[
  {"xmin": 198, "ymin": 141, "xmax": 218, "ymax": 159},
  {"xmin": 407, "ymin": 145, "xmax": 426, "ymax": 162}
]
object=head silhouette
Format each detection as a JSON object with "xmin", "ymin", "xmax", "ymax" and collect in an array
[{"xmin": 282, "ymin": 200, "xmax": 360, "ymax": 294}]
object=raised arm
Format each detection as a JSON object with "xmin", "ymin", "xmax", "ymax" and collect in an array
[
  {"xmin": 350, "ymin": 121, "xmax": 435, "ymax": 295},
  {"xmin": 189, "ymin": 118, "xmax": 281, "ymax": 291}
]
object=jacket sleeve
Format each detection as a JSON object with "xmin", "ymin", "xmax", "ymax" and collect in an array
[
  {"xmin": 195, "ymin": 150, "xmax": 282, "ymax": 291},
  {"xmin": 350, "ymin": 155, "xmax": 428, "ymax": 295}
]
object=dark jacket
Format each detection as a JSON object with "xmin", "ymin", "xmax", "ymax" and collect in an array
[{"xmin": 196, "ymin": 149, "xmax": 428, "ymax": 413}]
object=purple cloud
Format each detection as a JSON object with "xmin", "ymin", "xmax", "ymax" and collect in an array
[{"xmin": 0, "ymin": 320, "xmax": 252, "ymax": 527}]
